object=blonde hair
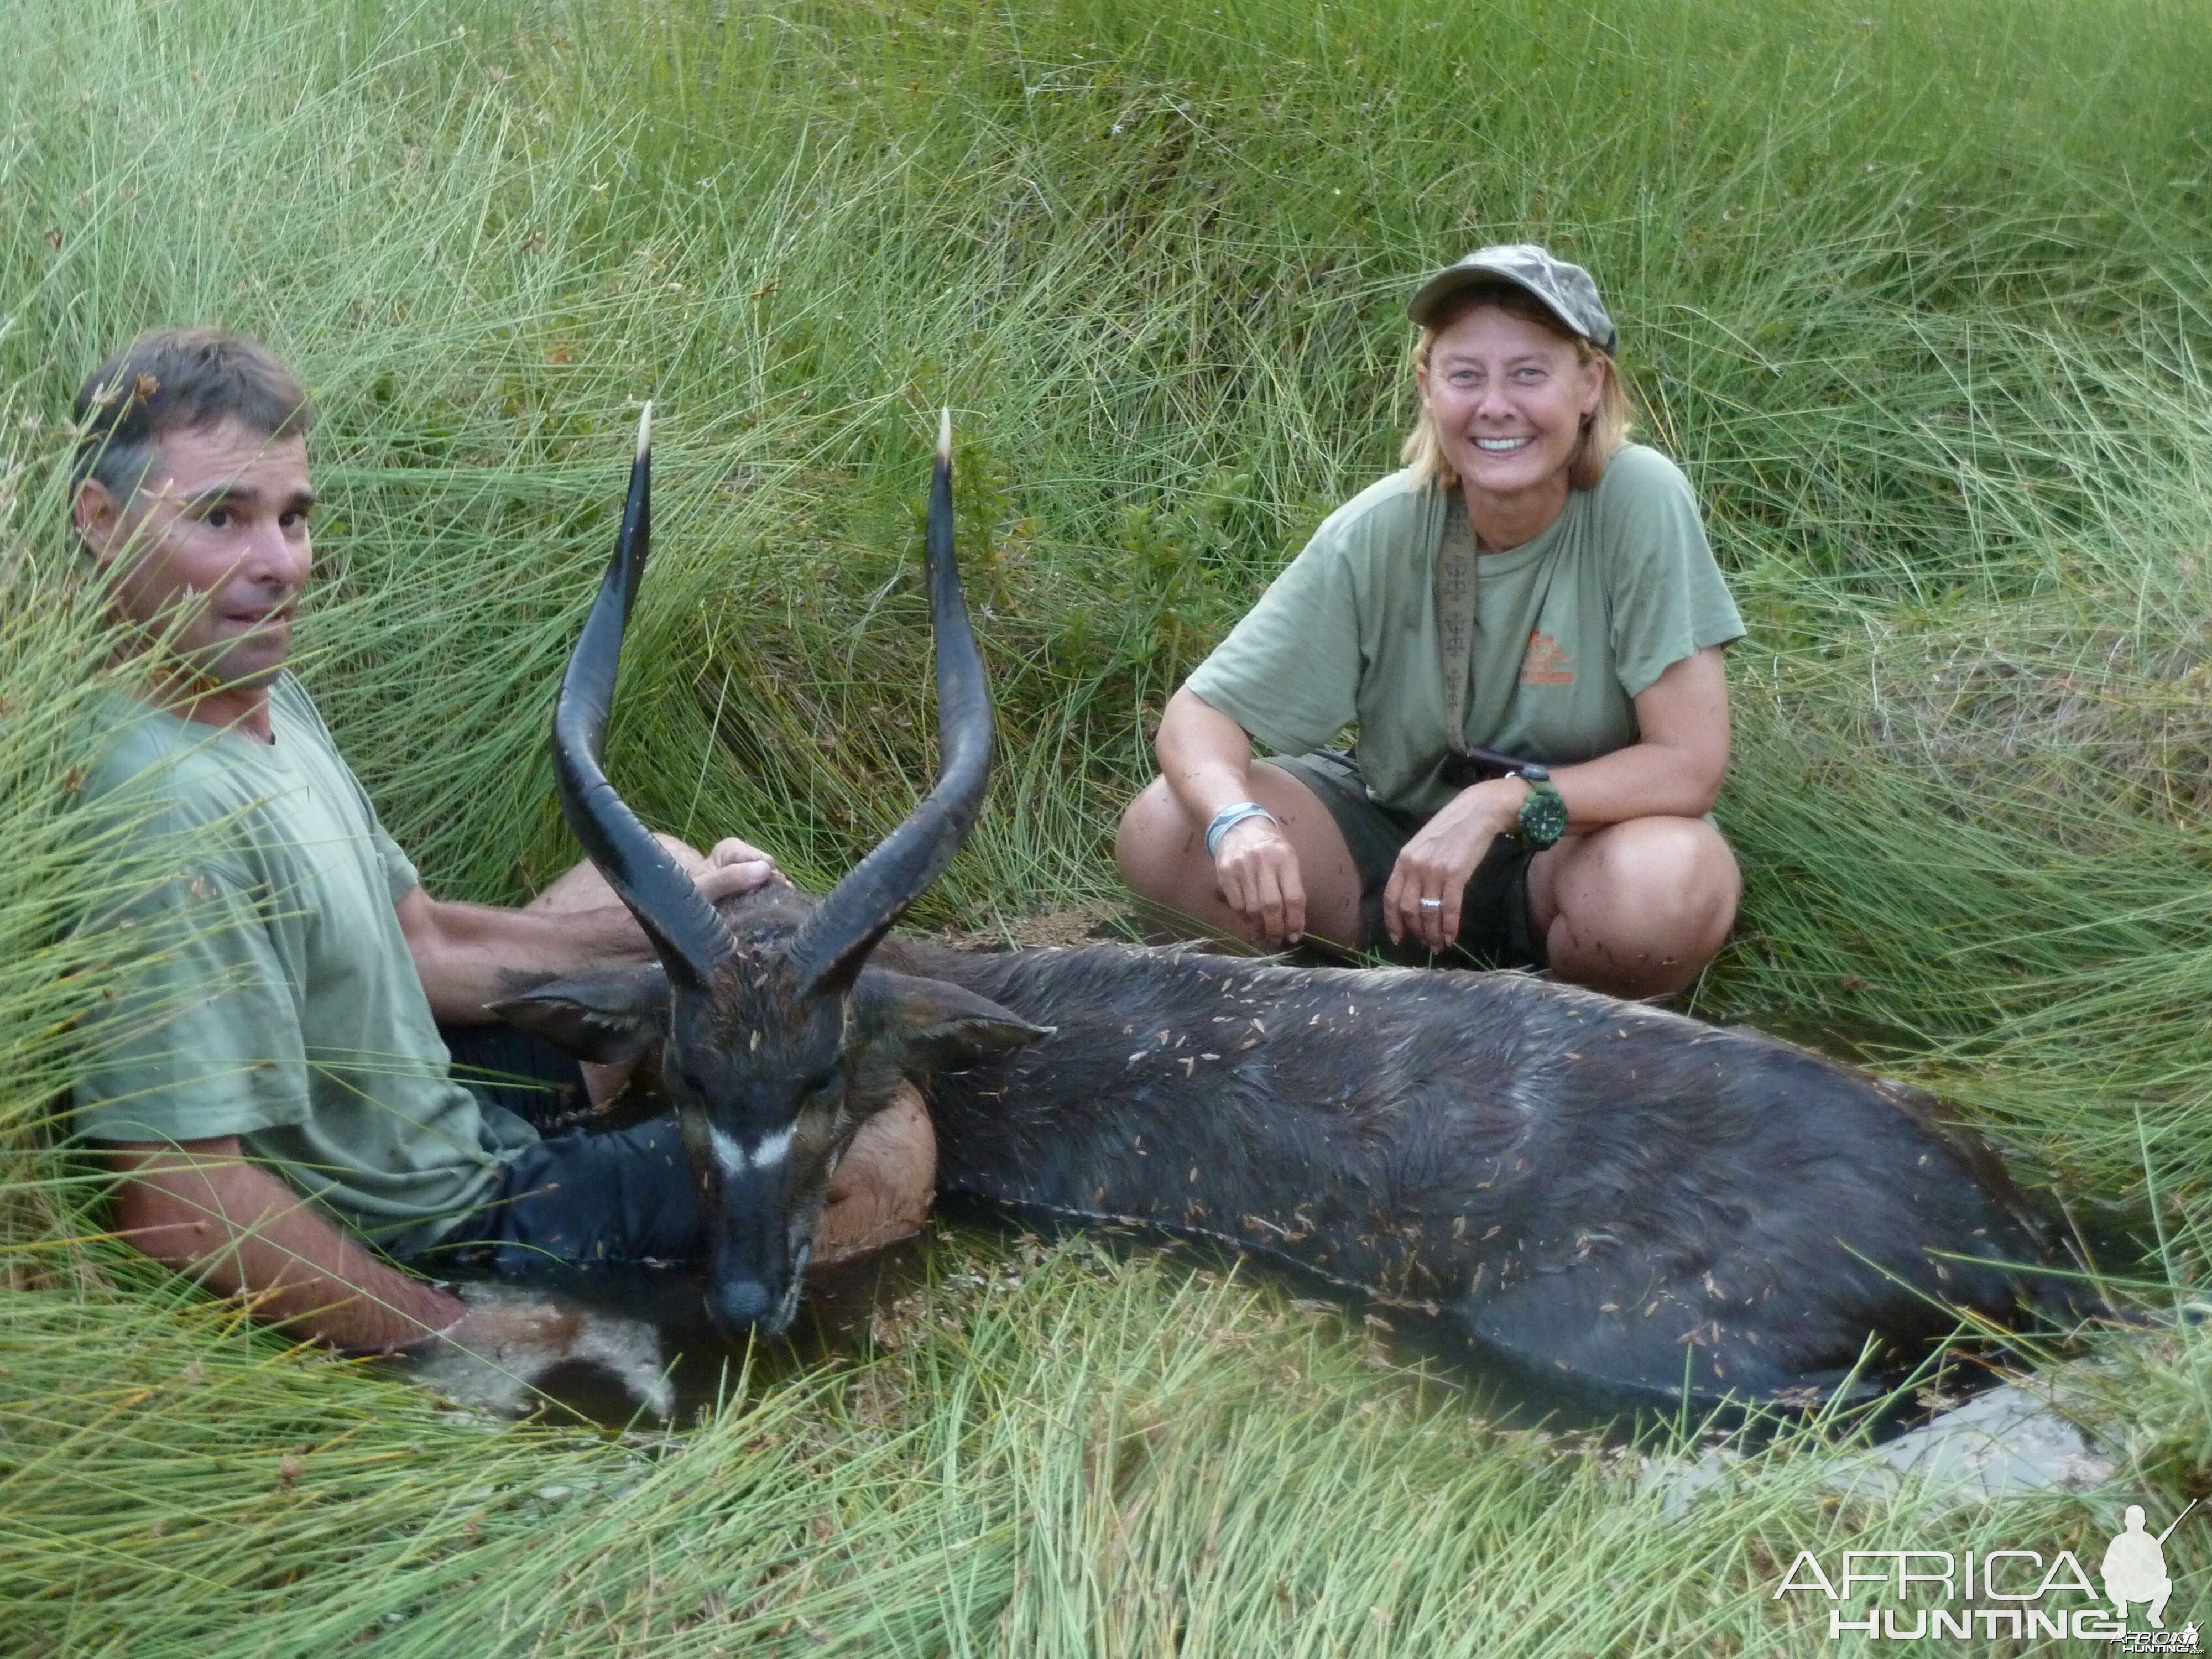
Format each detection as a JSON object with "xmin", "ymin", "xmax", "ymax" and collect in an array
[{"xmin": 1399, "ymin": 284, "xmax": 1632, "ymax": 493}]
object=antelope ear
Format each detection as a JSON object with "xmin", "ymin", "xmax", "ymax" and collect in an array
[
  {"xmin": 874, "ymin": 969, "xmax": 1053, "ymax": 1073},
  {"xmin": 488, "ymin": 963, "xmax": 670, "ymax": 1064}
]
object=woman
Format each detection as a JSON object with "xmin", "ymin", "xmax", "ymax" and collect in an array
[{"xmin": 1116, "ymin": 245, "xmax": 1743, "ymax": 998}]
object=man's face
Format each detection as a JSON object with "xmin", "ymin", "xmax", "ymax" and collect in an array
[{"xmin": 75, "ymin": 419, "xmax": 315, "ymax": 696}]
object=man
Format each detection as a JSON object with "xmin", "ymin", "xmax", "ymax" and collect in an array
[{"xmin": 70, "ymin": 327, "xmax": 932, "ymax": 1359}]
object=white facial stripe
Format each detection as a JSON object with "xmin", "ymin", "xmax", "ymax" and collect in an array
[
  {"xmin": 708, "ymin": 1126, "xmax": 748, "ymax": 1178},
  {"xmin": 706, "ymin": 1123, "xmax": 795, "ymax": 1177}
]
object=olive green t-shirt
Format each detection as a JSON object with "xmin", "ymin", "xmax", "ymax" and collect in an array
[
  {"xmin": 1183, "ymin": 445, "xmax": 1744, "ymax": 817},
  {"xmin": 71, "ymin": 674, "xmax": 534, "ymax": 1255}
]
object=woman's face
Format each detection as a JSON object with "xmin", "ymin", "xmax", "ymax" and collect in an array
[{"xmin": 1417, "ymin": 304, "xmax": 1604, "ymax": 511}]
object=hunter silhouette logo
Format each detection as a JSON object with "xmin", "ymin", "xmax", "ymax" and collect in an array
[
  {"xmin": 2104, "ymin": 1504, "xmax": 2189, "ymax": 1630},
  {"xmin": 1771, "ymin": 1499, "xmax": 2199, "ymax": 1645}
]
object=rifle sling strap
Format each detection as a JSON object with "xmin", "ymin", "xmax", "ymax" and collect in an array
[{"xmin": 1436, "ymin": 492, "xmax": 1478, "ymax": 764}]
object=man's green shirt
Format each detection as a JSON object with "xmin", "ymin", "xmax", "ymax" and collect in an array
[
  {"xmin": 1184, "ymin": 445, "xmax": 1745, "ymax": 818},
  {"xmin": 71, "ymin": 674, "xmax": 533, "ymax": 1255}
]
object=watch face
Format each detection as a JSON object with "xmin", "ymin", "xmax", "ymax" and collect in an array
[{"xmin": 1519, "ymin": 784, "xmax": 1569, "ymax": 847}]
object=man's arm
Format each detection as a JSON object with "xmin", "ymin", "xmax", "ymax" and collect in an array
[
  {"xmin": 395, "ymin": 888, "xmax": 646, "ymax": 1025},
  {"xmin": 106, "ymin": 1138, "xmax": 464, "ymax": 1351},
  {"xmin": 399, "ymin": 836, "xmax": 781, "ymax": 1024},
  {"xmin": 105, "ymin": 1139, "xmax": 607, "ymax": 1359}
]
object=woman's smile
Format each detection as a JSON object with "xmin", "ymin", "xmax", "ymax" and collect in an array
[{"xmin": 1417, "ymin": 303, "xmax": 1604, "ymax": 546}]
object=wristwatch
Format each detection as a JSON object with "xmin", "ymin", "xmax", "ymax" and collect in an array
[{"xmin": 1511, "ymin": 764, "xmax": 1568, "ymax": 851}]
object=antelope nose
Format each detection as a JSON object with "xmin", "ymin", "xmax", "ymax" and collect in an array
[{"xmin": 707, "ymin": 1277, "xmax": 775, "ymax": 1333}]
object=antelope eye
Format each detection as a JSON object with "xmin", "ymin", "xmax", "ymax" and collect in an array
[{"xmin": 799, "ymin": 1067, "xmax": 837, "ymax": 1099}]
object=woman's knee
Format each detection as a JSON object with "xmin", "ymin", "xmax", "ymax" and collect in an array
[
  {"xmin": 1561, "ymin": 817, "xmax": 1739, "ymax": 946},
  {"xmin": 1601, "ymin": 827, "xmax": 1734, "ymax": 942},
  {"xmin": 1115, "ymin": 777, "xmax": 1202, "ymax": 899},
  {"xmin": 1538, "ymin": 820, "xmax": 1735, "ymax": 995}
]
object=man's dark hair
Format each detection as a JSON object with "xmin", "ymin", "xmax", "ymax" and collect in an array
[{"xmin": 71, "ymin": 327, "xmax": 314, "ymax": 498}]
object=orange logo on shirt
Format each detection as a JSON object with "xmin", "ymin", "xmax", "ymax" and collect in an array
[{"xmin": 1520, "ymin": 630, "xmax": 1574, "ymax": 685}]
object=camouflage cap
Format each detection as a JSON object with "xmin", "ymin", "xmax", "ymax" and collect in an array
[{"xmin": 1406, "ymin": 243, "xmax": 1618, "ymax": 357}]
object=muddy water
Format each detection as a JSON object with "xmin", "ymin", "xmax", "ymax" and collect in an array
[
  {"xmin": 403, "ymin": 1214, "xmax": 1783, "ymax": 1437},
  {"xmin": 410, "ymin": 1237, "xmax": 941, "ymax": 1427},
  {"xmin": 404, "ymin": 1206, "xmax": 2105, "ymax": 1443}
]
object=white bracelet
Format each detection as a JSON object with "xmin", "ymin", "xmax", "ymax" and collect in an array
[{"xmin": 1204, "ymin": 801, "xmax": 1277, "ymax": 860}]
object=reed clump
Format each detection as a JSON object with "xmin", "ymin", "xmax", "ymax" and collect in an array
[{"xmin": 4, "ymin": 0, "xmax": 2210, "ymax": 1649}]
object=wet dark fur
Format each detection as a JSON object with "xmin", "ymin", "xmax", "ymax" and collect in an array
[
  {"xmin": 557, "ymin": 885, "xmax": 2080, "ymax": 1405},
  {"xmin": 881, "ymin": 937, "xmax": 2073, "ymax": 1402}
]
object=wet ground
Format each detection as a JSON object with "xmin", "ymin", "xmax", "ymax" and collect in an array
[
  {"xmin": 398, "ymin": 1212, "xmax": 1628, "ymax": 1433},
  {"xmin": 397, "ymin": 1204, "xmax": 2115, "ymax": 1442}
]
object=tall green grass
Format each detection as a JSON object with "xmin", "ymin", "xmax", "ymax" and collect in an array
[{"xmin": 5, "ymin": 0, "xmax": 2212, "ymax": 1649}]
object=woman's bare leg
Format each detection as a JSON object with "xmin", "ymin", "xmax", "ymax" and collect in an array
[
  {"xmin": 1525, "ymin": 816, "xmax": 1740, "ymax": 998},
  {"xmin": 1115, "ymin": 761, "xmax": 1366, "ymax": 951}
]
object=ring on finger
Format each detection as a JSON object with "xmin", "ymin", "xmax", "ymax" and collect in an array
[{"xmin": 1417, "ymin": 896, "xmax": 1444, "ymax": 910}]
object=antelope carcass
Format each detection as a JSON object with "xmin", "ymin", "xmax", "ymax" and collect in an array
[{"xmin": 497, "ymin": 411, "xmax": 2080, "ymax": 1408}]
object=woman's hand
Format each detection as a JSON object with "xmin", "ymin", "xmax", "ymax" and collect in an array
[
  {"xmin": 1213, "ymin": 813, "xmax": 1307, "ymax": 945},
  {"xmin": 1382, "ymin": 778, "xmax": 1527, "ymax": 951}
]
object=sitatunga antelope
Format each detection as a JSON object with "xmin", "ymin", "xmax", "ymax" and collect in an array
[{"xmin": 496, "ymin": 409, "xmax": 2080, "ymax": 1408}]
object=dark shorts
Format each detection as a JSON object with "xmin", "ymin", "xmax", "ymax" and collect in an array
[
  {"xmin": 412, "ymin": 1024, "xmax": 708, "ymax": 1272},
  {"xmin": 1266, "ymin": 749, "xmax": 1548, "ymax": 971}
]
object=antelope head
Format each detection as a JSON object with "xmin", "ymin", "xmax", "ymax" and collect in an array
[{"xmin": 497, "ymin": 408, "xmax": 1046, "ymax": 1336}]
